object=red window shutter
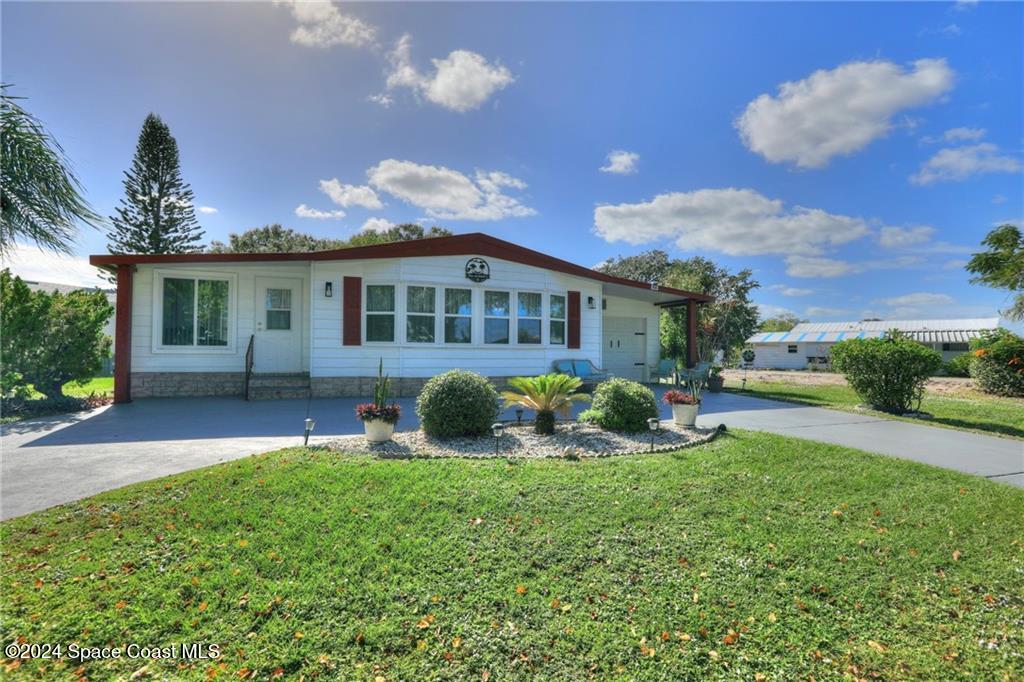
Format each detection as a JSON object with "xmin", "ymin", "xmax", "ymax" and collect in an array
[
  {"xmin": 567, "ymin": 290, "xmax": 581, "ymax": 349},
  {"xmin": 342, "ymin": 276, "xmax": 362, "ymax": 346}
]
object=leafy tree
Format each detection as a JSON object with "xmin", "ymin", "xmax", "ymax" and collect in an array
[
  {"xmin": 758, "ymin": 313, "xmax": 806, "ymax": 332},
  {"xmin": 108, "ymin": 113, "xmax": 204, "ymax": 256},
  {"xmin": 966, "ymin": 223, "xmax": 1024, "ymax": 321},
  {"xmin": 1, "ymin": 269, "xmax": 113, "ymax": 398},
  {"xmin": 207, "ymin": 223, "xmax": 452, "ymax": 253},
  {"xmin": 208, "ymin": 224, "xmax": 345, "ymax": 253},
  {"xmin": 600, "ymin": 252, "xmax": 760, "ymax": 364},
  {"xmin": 0, "ymin": 86, "xmax": 101, "ymax": 256}
]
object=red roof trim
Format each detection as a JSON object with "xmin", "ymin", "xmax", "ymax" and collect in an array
[{"xmin": 89, "ymin": 232, "xmax": 713, "ymax": 302}]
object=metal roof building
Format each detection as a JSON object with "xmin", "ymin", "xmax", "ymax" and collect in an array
[{"xmin": 744, "ymin": 318, "xmax": 1000, "ymax": 369}]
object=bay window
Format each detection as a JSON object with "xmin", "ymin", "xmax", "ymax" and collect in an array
[
  {"xmin": 366, "ymin": 285, "xmax": 395, "ymax": 342},
  {"xmin": 406, "ymin": 285, "xmax": 436, "ymax": 343},
  {"xmin": 444, "ymin": 288, "xmax": 472, "ymax": 343},
  {"xmin": 517, "ymin": 292, "xmax": 542, "ymax": 344},
  {"xmin": 484, "ymin": 290, "xmax": 510, "ymax": 344}
]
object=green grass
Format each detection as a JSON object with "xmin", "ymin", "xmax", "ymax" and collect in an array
[
  {"xmin": 60, "ymin": 376, "xmax": 114, "ymax": 398},
  {"xmin": 3, "ymin": 432, "xmax": 1022, "ymax": 680},
  {"xmin": 0, "ymin": 378, "xmax": 115, "ymax": 425},
  {"xmin": 725, "ymin": 378, "xmax": 1024, "ymax": 440}
]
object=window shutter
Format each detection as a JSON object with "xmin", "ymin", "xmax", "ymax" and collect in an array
[
  {"xmin": 567, "ymin": 290, "xmax": 581, "ymax": 349},
  {"xmin": 343, "ymin": 276, "xmax": 362, "ymax": 346}
]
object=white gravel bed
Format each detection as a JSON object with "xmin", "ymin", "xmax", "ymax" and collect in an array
[{"xmin": 325, "ymin": 420, "xmax": 719, "ymax": 459}]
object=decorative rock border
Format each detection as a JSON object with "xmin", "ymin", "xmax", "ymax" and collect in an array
[{"xmin": 325, "ymin": 421, "xmax": 720, "ymax": 459}]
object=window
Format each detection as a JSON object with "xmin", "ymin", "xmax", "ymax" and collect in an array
[
  {"xmin": 366, "ymin": 285, "xmax": 395, "ymax": 342},
  {"xmin": 517, "ymin": 292, "xmax": 542, "ymax": 344},
  {"xmin": 265, "ymin": 288, "xmax": 291, "ymax": 330},
  {"xmin": 444, "ymin": 288, "xmax": 472, "ymax": 343},
  {"xmin": 942, "ymin": 342, "xmax": 969, "ymax": 352},
  {"xmin": 484, "ymin": 290, "xmax": 510, "ymax": 344},
  {"xmin": 549, "ymin": 294, "xmax": 566, "ymax": 345},
  {"xmin": 787, "ymin": 344, "xmax": 798, "ymax": 353},
  {"xmin": 406, "ymin": 285, "xmax": 436, "ymax": 343},
  {"xmin": 161, "ymin": 277, "xmax": 229, "ymax": 347}
]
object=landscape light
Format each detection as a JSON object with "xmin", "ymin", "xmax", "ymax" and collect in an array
[
  {"xmin": 304, "ymin": 417, "xmax": 316, "ymax": 446},
  {"xmin": 491, "ymin": 422, "xmax": 505, "ymax": 455},
  {"xmin": 647, "ymin": 417, "xmax": 660, "ymax": 452},
  {"xmin": 515, "ymin": 408, "xmax": 524, "ymax": 424}
]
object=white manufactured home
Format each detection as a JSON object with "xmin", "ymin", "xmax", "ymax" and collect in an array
[
  {"xmin": 91, "ymin": 233, "xmax": 711, "ymax": 402},
  {"xmin": 745, "ymin": 318, "xmax": 1001, "ymax": 370}
]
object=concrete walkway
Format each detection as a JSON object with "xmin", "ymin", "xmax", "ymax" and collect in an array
[{"xmin": 2, "ymin": 390, "xmax": 1021, "ymax": 520}]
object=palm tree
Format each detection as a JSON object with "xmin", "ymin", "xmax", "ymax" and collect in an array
[
  {"xmin": 0, "ymin": 86, "xmax": 100, "ymax": 256},
  {"xmin": 501, "ymin": 374, "xmax": 591, "ymax": 435}
]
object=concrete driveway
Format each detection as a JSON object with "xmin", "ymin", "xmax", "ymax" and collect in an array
[{"xmin": 2, "ymin": 390, "xmax": 1021, "ymax": 520}]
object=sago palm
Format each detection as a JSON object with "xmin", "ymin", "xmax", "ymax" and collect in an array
[
  {"xmin": 501, "ymin": 373, "xmax": 591, "ymax": 435},
  {"xmin": 0, "ymin": 86, "xmax": 101, "ymax": 256}
]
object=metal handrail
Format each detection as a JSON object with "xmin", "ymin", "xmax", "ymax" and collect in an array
[{"xmin": 243, "ymin": 334, "xmax": 254, "ymax": 401}]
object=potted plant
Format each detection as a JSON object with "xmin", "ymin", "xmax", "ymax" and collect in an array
[
  {"xmin": 356, "ymin": 360, "xmax": 401, "ymax": 442},
  {"xmin": 664, "ymin": 380, "xmax": 701, "ymax": 427},
  {"xmin": 707, "ymin": 365, "xmax": 724, "ymax": 392}
]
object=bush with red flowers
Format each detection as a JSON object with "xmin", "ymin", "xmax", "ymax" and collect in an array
[{"xmin": 356, "ymin": 402, "xmax": 401, "ymax": 424}]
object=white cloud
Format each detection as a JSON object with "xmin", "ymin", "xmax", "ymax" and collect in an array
[
  {"xmin": 943, "ymin": 126, "xmax": 986, "ymax": 142},
  {"xmin": 805, "ymin": 306, "xmax": 851, "ymax": 318},
  {"xmin": 318, "ymin": 179, "xmax": 383, "ymax": 209},
  {"xmin": 876, "ymin": 292, "xmax": 955, "ymax": 307},
  {"xmin": 992, "ymin": 194, "xmax": 1007, "ymax": 204},
  {"xmin": 294, "ymin": 203, "xmax": 345, "ymax": 220},
  {"xmin": 953, "ymin": 0, "xmax": 978, "ymax": 11},
  {"xmin": 2, "ymin": 243, "xmax": 107, "ymax": 288},
  {"xmin": 197, "ymin": 205, "xmax": 219, "ymax": 215},
  {"xmin": 600, "ymin": 150, "xmax": 639, "ymax": 175},
  {"xmin": 756, "ymin": 303, "xmax": 798, "ymax": 320},
  {"xmin": 910, "ymin": 143, "xmax": 1021, "ymax": 185},
  {"xmin": 736, "ymin": 58, "xmax": 954, "ymax": 168},
  {"xmin": 275, "ymin": 0, "xmax": 377, "ymax": 49},
  {"xmin": 879, "ymin": 225, "xmax": 935, "ymax": 248},
  {"xmin": 785, "ymin": 254, "xmax": 922, "ymax": 279},
  {"xmin": 943, "ymin": 259, "xmax": 968, "ymax": 270},
  {"xmin": 385, "ymin": 34, "xmax": 513, "ymax": 112},
  {"xmin": 361, "ymin": 217, "xmax": 394, "ymax": 233},
  {"xmin": 593, "ymin": 188, "xmax": 869, "ymax": 257},
  {"xmin": 367, "ymin": 159, "xmax": 535, "ymax": 221},
  {"xmin": 367, "ymin": 93, "xmax": 393, "ymax": 108},
  {"xmin": 767, "ymin": 284, "xmax": 814, "ymax": 297}
]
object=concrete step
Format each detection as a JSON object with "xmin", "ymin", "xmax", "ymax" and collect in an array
[{"xmin": 248, "ymin": 386, "xmax": 311, "ymax": 400}]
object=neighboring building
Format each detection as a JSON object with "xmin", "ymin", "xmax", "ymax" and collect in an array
[
  {"xmin": 745, "ymin": 318, "xmax": 1001, "ymax": 370},
  {"xmin": 89, "ymin": 233, "xmax": 712, "ymax": 402}
]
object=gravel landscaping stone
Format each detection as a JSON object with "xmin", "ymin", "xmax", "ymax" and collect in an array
[{"xmin": 325, "ymin": 420, "xmax": 719, "ymax": 459}]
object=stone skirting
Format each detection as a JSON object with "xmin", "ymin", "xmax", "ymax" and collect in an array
[
  {"xmin": 131, "ymin": 372, "xmax": 245, "ymax": 398},
  {"xmin": 310, "ymin": 375, "xmax": 518, "ymax": 398}
]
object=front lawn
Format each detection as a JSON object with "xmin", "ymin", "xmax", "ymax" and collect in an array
[
  {"xmin": 0, "ymin": 378, "xmax": 114, "ymax": 424},
  {"xmin": 2, "ymin": 432, "xmax": 1022, "ymax": 680},
  {"xmin": 724, "ymin": 377, "xmax": 1024, "ymax": 440}
]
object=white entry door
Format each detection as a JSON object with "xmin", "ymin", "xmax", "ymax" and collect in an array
[
  {"xmin": 603, "ymin": 316, "xmax": 646, "ymax": 381},
  {"xmin": 254, "ymin": 277, "xmax": 303, "ymax": 373}
]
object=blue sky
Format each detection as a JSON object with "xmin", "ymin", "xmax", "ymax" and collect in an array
[{"xmin": 3, "ymin": 1, "xmax": 1022, "ymax": 324}]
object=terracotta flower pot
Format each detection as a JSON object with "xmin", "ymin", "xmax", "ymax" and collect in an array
[
  {"xmin": 671, "ymin": 403, "xmax": 699, "ymax": 427},
  {"xmin": 363, "ymin": 419, "xmax": 395, "ymax": 443}
]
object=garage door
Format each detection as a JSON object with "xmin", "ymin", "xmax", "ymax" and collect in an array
[{"xmin": 603, "ymin": 317, "xmax": 646, "ymax": 381}]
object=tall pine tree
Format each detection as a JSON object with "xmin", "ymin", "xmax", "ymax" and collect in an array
[{"xmin": 108, "ymin": 113, "xmax": 204, "ymax": 254}]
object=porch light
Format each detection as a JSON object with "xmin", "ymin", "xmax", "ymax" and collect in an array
[
  {"xmin": 491, "ymin": 422, "xmax": 505, "ymax": 455},
  {"xmin": 587, "ymin": 296, "xmax": 596, "ymax": 309},
  {"xmin": 324, "ymin": 281, "xmax": 333, "ymax": 298},
  {"xmin": 515, "ymin": 408, "xmax": 524, "ymax": 424},
  {"xmin": 646, "ymin": 417, "xmax": 660, "ymax": 452},
  {"xmin": 304, "ymin": 417, "xmax": 316, "ymax": 446}
]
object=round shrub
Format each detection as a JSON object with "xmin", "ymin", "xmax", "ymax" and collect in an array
[
  {"xmin": 587, "ymin": 378, "xmax": 658, "ymax": 432},
  {"xmin": 970, "ymin": 329, "xmax": 1024, "ymax": 397},
  {"xmin": 944, "ymin": 353, "xmax": 973, "ymax": 377},
  {"xmin": 830, "ymin": 335, "xmax": 942, "ymax": 414},
  {"xmin": 416, "ymin": 370, "xmax": 500, "ymax": 438}
]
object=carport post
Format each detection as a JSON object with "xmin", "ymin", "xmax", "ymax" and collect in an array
[
  {"xmin": 114, "ymin": 264, "xmax": 133, "ymax": 404},
  {"xmin": 686, "ymin": 299, "xmax": 698, "ymax": 369}
]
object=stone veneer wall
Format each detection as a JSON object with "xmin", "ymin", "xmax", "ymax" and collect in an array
[
  {"xmin": 131, "ymin": 372, "xmax": 245, "ymax": 398},
  {"xmin": 310, "ymin": 376, "xmax": 517, "ymax": 398}
]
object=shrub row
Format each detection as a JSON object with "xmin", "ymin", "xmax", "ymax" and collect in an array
[{"xmin": 970, "ymin": 329, "xmax": 1024, "ymax": 397}]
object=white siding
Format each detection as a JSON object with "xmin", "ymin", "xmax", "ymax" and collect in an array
[
  {"xmin": 131, "ymin": 263, "xmax": 310, "ymax": 373},
  {"xmin": 310, "ymin": 255, "xmax": 603, "ymax": 378},
  {"xmin": 750, "ymin": 342, "xmax": 816, "ymax": 370}
]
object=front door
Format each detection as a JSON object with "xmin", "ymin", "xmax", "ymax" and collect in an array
[
  {"xmin": 254, "ymin": 277, "xmax": 302, "ymax": 373},
  {"xmin": 603, "ymin": 316, "xmax": 646, "ymax": 381}
]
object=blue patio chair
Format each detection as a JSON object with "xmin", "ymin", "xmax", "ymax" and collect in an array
[
  {"xmin": 552, "ymin": 360, "xmax": 575, "ymax": 376},
  {"xmin": 677, "ymin": 361, "xmax": 712, "ymax": 387},
  {"xmin": 648, "ymin": 358, "xmax": 677, "ymax": 384},
  {"xmin": 571, "ymin": 359, "xmax": 609, "ymax": 386}
]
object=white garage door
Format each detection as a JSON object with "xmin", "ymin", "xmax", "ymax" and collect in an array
[{"xmin": 603, "ymin": 317, "xmax": 646, "ymax": 381}]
